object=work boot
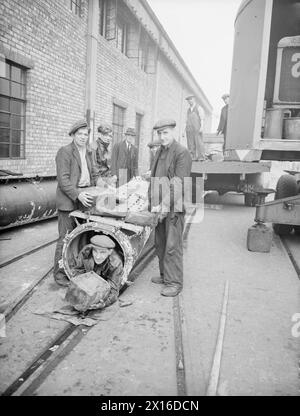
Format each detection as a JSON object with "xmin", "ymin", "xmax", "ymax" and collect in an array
[
  {"xmin": 161, "ymin": 285, "xmax": 182, "ymax": 297},
  {"xmin": 54, "ymin": 272, "xmax": 70, "ymax": 287},
  {"xmin": 151, "ymin": 275, "xmax": 164, "ymax": 284}
]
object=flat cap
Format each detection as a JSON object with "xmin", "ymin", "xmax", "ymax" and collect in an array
[
  {"xmin": 125, "ymin": 127, "xmax": 136, "ymax": 136},
  {"xmin": 69, "ymin": 119, "xmax": 88, "ymax": 136},
  {"xmin": 147, "ymin": 139, "xmax": 162, "ymax": 148},
  {"xmin": 90, "ymin": 235, "xmax": 115, "ymax": 249},
  {"xmin": 97, "ymin": 123, "xmax": 113, "ymax": 135},
  {"xmin": 185, "ymin": 95, "xmax": 195, "ymax": 100},
  {"xmin": 153, "ymin": 119, "xmax": 176, "ymax": 131},
  {"xmin": 222, "ymin": 93, "xmax": 229, "ymax": 100}
]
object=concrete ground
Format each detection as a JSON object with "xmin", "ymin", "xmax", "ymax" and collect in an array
[{"xmin": 1, "ymin": 194, "xmax": 299, "ymax": 396}]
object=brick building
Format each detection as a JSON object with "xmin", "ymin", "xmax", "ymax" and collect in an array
[{"xmin": 0, "ymin": 0, "xmax": 212, "ymax": 178}]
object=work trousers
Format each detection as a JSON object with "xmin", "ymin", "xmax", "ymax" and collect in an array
[
  {"xmin": 186, "ymin": 129, "xmax": 205, "ymax": 160},
  {"xmin": 53, "ymin": 210, "xmax": 76, "ymax": 279},
  {"xmin": 155, "ymin": 212, "xmax": 185, "ymax": 288}
]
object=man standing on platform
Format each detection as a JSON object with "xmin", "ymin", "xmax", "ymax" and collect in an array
[
  {"xmin": 217, "ymin": 93, "xmax": 230, "ymax": 153},
  {"xmin": 111, "ymin": 128, "xmax": 139, "ymax": 186},
  {"xmin": 54, "ymin": 119, "xmax": 97, "ymax": 287},
  {"xmin": 149, "ymin": 119, "xmax": 192, "ymax": 297},
  {"xmin": 185, "ymin": 95, "xmax": 206, "ymax": 161}
]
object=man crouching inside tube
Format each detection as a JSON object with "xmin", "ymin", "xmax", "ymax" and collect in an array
[
  {"xmin": 149, "ymin": 119, "xmax": 192, "ymax": 297},
  {"xmin": 65, "ymin": 235, "xmax": 123, "ymax": 311}
]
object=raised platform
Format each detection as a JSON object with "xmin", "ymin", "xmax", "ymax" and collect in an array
[{"xmin": 192, "ymin": 161, "xmax": 271, "ymax": 175}]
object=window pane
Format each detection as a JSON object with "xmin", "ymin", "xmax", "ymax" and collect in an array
[
  {"xmin": 0, "ymin": 143, "xmax": 9, "ymax": 158},
  {"xmin": 0, "ymin": 112, "xmax": 10, "ymax": 128},
  {"xmin": 11, "ymin": 115, "xmax": 24, "ymax": 129},
  {"xmin": 0, "ymin": 127, "xmax": 10, "ymax": 142},
  {"xmin": 12, "ymin": 130, "xmax": 23, "ymax": 144},
  {"xmin": 11, "ymin": 99, "xmax": 24, "ymax": 115},
  {"xmin": 0, "ymin": 78, "xmax": 10, "ymax": 96},
  {"xmin": 0, "ymin": 96, "xmax": 10, "ymax": 112},
  {"xmin": 11, "ymin": 144, "xmax": 21, "ymax": 157},
  {"xmin": 11, "ymin": 66, "xmax": 21, "ymax": 83},
  {"xmin": 11, "ymin": 82, "xmax": 24, "ymax": 99}
]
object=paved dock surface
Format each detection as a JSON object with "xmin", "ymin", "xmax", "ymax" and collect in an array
[{"xmin": 0, "ymin": 194, "xmax": 299, "ymax": 396}]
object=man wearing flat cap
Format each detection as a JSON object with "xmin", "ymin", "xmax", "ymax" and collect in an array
[
  {"xmin": 72, "ymin": 234, "xmax": 123, "ymax": 309},
  {"xmin": 111, "ymin": 127, "xmax": 139, "ymax": 186},
  {"xmin": 217, "ymin": 93, "xmax": 230, "ymax": 152},
  {"xmin": 185, "ymin": 95, "xmax": 206, "ymax": 161},
  {"xmin": 54, "ymin": 119, "xmax": 98, "ymax": 286},
  {"xmin": 149, "ymin": 119, "xmax": 192, "ymax": 297}
]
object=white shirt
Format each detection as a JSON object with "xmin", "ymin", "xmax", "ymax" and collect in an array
[{"xmin": 76, "ymin": 146, "xmax": 91, "ymax": 187}]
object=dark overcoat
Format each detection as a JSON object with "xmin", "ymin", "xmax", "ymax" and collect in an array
[{"xmin": 111, "ymin": 140, "xmax": 138, "ymax": 183}]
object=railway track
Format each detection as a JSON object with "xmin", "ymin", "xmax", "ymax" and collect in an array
[
  {"xmin": 0, "ymin": 223, "xmax": 157, "ymax": 396},
  {"xmin": 1, "ymin": 209, "xmax": 299, "ymax": 396},
  {"xmin": 0, "ymin": 209, "xmax": 198, "ymax": 397}
]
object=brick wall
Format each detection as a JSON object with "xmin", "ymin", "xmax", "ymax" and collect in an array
[
  {"xmin": 0, "ymin": 0, "xmax": 88, "ymax": 177},
  {"xmin": 0, "ymin": 0, "xmax": 210, "ymax": 177}
]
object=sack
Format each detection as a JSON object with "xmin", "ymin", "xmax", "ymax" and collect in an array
[{"xmin": 65, "ymin": 271, "xmax": 110, "ymax": 312}]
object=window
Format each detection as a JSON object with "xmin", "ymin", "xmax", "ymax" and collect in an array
[
  {"xmin": 112, "ymin": 104, "xmax": 125, "ymax": 144},
  {"xmin": 99, "ymin": 0, "xmax": 129, "ymax": 54},
  {"xmin": 70, "ymin": 0, "xmax": 82, "ymax": 16},
  {"xmin": 0, "ymin": 61, "xmax": 26, "ymax": 159},
  {"xmin": 116, "ymin": 21, "xmax": 127, "ymax": 54},
  {"xmin": 99, "ymin": 0, "xmax": 157, "ymax": 72},
  {"xmin": 138, "ymin": 31, "xmax": 149, "ymax": 72},
  {"xmin": 135, "ymin": 113, "xmax": 143, "ymax": 151}
]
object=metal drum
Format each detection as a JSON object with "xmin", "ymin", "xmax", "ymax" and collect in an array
[
  {"xmin": 283, "ymin": 117, "xmax": 300, "ymax": 140},
  {"xmin": 263, "ymin": 108, "xmax": 285, "ymax": 139},
  {"xmin": 61, "ymin": 212, "xmax": 153, "ymax": 287},
  {"xmin": 0, "ymin": 178, "xmax": 57, "ymax": 229}
]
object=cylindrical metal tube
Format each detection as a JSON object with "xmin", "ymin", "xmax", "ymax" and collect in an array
[
  {"xmin": 263, "ymin": 108, "xmax": 285, "ymax": 139},
  {"xmin": 283, "ymin": 118, "xmax": 300, "ymax": 140},
  {"xmin": 62, "ymin": 219, "xmax": 153, "ymax": 287},
  {"xmin": 0, "ymin": 179, "xmax": 57, "ymax": 229}
]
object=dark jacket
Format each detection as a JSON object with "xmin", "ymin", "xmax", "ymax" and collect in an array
[
  {"xmin": 217, "ymin": 104, "xmax": 228, "ymax": 137},
  {"xmin": 186, "ymin": 106, "xmax": 201, "ymax": 132},
  {"xmin": 55, "ymin": 142, "xmax": 97, "ymax": 211},
  {"xmin": 149, "ymin": 140, "xmax": 192, "ymax": 213},
  {"xmin": 94, "ymin": 139, "xmax": 112, "ymax": 177},
  {"xmin": 74, "ymin": 245, "xmax": 123, "ymax": 308},
  {"xmin": 111, "ymin": 140, "xmax": 138, "ymax": 184}
]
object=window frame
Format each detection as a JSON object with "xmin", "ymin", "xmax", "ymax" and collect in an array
[
  {"xmin": 135, "ymin": 112, "xmax": 143, "ymax": 150},
  {"xmin": 70, "ymin": 0, "xmax": 82, "ymax": 17},
  {"xmin": 112, "ymin": 103, "xmax": 125, "ymax": 145},
  {"xmin": 0, "ymin": 60, "xmax": 26, "ymax": 160}
]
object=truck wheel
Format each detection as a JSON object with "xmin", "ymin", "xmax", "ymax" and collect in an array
[
  {"xmin": 272, "ymin": 174, "xmax": 297, "ymax": 235},
  {"xmin": 244, "ymin": 193, "xmax": 258, "ymax": 207}
]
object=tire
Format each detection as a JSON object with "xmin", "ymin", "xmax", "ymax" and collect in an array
[
  {"xmin": 272, "ymin": 174, "xmax": 298, "ymax": 235},
  {"xmin": 244, "ymin": 193, "xmax": 258, "ymax": 207}
]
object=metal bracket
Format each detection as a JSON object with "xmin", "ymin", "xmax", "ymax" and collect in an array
[{"xmin": 255, "ymin": 195, "xmax": 300, "ymax": 225}]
